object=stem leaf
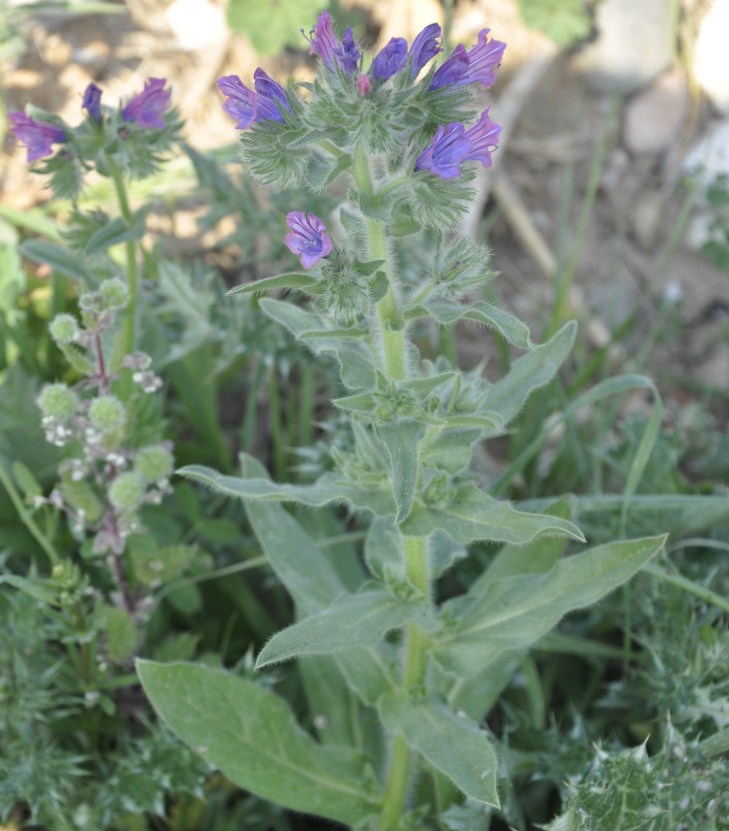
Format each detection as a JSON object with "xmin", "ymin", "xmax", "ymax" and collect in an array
[
  {"xmin": 378, "ymin": 695, "xmax": 500, "ymax": 807},
  {"xmin": 436, "ymin": 535, "xmax": 666, "ymax": 676},
  {"xmin": 256, "ymin": 590, "xmax": 429, "ymax": 668}
]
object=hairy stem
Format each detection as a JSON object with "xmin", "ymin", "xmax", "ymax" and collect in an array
[
  {"xmin": 352, "ymin": 150, "xmax": 406, "ymax": 382},
  {"xmin": 380, "ymin": 535, "xmax": 430, "ymax": 829},
  {"xmin": 105, "ymin": 153, "xmax": 138, "ymax": 357}
]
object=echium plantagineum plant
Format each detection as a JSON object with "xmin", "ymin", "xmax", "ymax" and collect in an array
[{"xmin": 138, "ymin": 13, "xmax": 666, "ymax": 829}]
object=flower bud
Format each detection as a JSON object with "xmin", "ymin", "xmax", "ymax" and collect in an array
[
  {"xmin": 88, "ymin": 395, "xmax": 126, "ymax": 433},
  {"xmin": 135, "ymin": 444, "xmax": 174, "ymax": 483},
  {"xmin": 109, "ymin": 471, "xmax": 145, "ymax": 512},
  {"xmin": 98, "ymin": 278, "xmax": 129, "ymax": 309},
  {"xmin": 50, "ymin": 313, "xmax": 80, "ymax": 344},
  {"xmin": 37, "ymin": 383, "xmax": 79, "ymax": 421}
]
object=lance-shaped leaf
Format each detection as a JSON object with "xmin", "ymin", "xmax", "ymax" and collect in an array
[
  {"xmin": 261, "ymin": 297, "xmax": 375, "ymax": 389},
  {"xmin": 256, "ymin": 590, "xmax": 429, "ymax": 668},
  {"xmin": 401, "ymin": 483, "xmax": 584, "ymax": 546},
  {"xmin": 376, "ymin": 418, "xmax": 426, "ymax": 523},
  {"xmin": 379, "ymin": 695, "xmax": 500, "ymax": 807},
  {"xmin": 20, "ymin": 239, "xmax": 90, "ymax": 281},
  {"xmin": 406, "ymin": 298, "xmax": 537, "ymax": 350},
  {"xmin": 435, "ymin": 535, "xmax": 666, "ymax": 677},
  {"xmin": 240, "ymin": 456, "xmax": 396, "ymax": 704},
  {"xmin": 85, "ymin": 210, "xmax": 147, "ymax": 255},
  {"xmin": 486, "ymin": 321, "xmax": 576, "ymax": 428},
  {"xmin": 137, "ymin": 661, "xmax": 379, "ymax": 825},
  {"xmin": 179, "ymin": 459, "xmax": 394, "ymax": 517},
  {"xmin": 227, "ymin": 272, "xmax": 319, "ymax": 297}
]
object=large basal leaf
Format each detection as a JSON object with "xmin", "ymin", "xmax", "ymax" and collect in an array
[
  {"xmin": 379, "ymin": 695, "xmax": 500, "ymax": 807},
  {"xmin": 137, "ymin": 661, "xmax": 378, "ymax": 825},
  {"xmin": 376, "ymin": 418, "xmax": 426, "ymax": 523},
  {"xmin": 401, "ymin": 483, "xmax": 584, "ymax": 546},
  {"xmin": 435, "ymin": 535, "xmax": 666, "ymax": 676},
  {"xmin": 257, "ymin": 590, "xmax": 429, "ymax": 668}
]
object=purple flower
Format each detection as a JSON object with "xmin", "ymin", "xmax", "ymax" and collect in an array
[
  {"xmin": 371, "ymin": 37, "xmax": 408, "ymax": 81},
  {"xmin": 9, "ymin": 112, "xmax": 67, "ymax": 162},
  {"xmin": 415, "ymin": 122, "xmax": 471, "ymax": 179},
  {"xmin": 462, "ymin": 108, "xmax": 501, "ymax": 168},
  {"xmin": 121, "ymin": 77, "xmax": 170, "ymax": 129},
  {"xmin": 284, "ymin": 212, "xmax": 333, "ymax": 269},
  {"xmin": 217, "ymin": 71, "xmax": 289, "ymax": 129},
  {"xmin": 429, "ymin": 28, "xmax": 506, "ymax": 91},
  {"xmin": 356, "ymin": 74, "xmax": 373, "ymax": 96},
  {"xmin": 306, "ymin": 11, "xmax": 360, "ymax": 75},
  {"xmin": 409, "ymin": 23, "xmax": 441, "ymax": 78},
  {"xmin": 82, "ymin": 83, "xmax": 102, "ymax": 122},
  {"xmin": 415, "ymin": 109, "xmax": 501, "ymax": 179}
]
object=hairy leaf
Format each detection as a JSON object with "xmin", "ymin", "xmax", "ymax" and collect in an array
[{"xmin": 137, "ymin": 661, "xmax": 378, "ymax": 824}]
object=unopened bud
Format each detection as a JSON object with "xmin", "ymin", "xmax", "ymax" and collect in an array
[
  {"xmin": 109, "ymin": 471, "xmax": 145, "ymax": 511},
  {"xmin": 49, "ymin": 313, "xmax": 80, "ymax": 344},
  {"xmin": 37, "ymin": 383, "xmax": 79, "ymax": 421},
  {"xmin": 88, "ymin": 395, "xmax": 126, "ymax": 433}
]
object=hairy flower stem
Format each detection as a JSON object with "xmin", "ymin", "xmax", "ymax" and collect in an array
[
  {"xmin": 353, "ymin": 150, "xmax": 406, "ymax": 381},
  {"xmin": 105, "ymin": 153, "xmax": 138, "ymax": 362},
  {"xmin": 381, "ymin": 536, "xmax": 430, "ymax": 828}
]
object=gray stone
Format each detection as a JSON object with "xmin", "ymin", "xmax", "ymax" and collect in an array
[
  {"xmin": 622, "ymin": 68, "xmax": 689, "ymax": 155},
  {"xmin": 574, "ymin": 0, "xmax": 674, "ymax": 93}
]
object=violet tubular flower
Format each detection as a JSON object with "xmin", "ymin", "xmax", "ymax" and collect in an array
[
  {"xmin": 306, "ymin": 11, "xmax": 360, "ymax": 75},
  {"xmin": 218, "ymin": 70, "xmax": 289, "ymax": 129},
  {"xmin": 82, "ymin": 82, "xmax": 103, "ymax": 122},
  {"xmin": 429, "ymin": 28, "xmax": 506, "ymax": 91},
  {"xmin": 371, "ymin": 37, "xmax": 408, "ymax": 81},
  {"xmin": 409, "ymin": 23, "xmax": 442, "ymax": 78},
  {"xmin": 9, "ymin": 112, "xmax": 67, "ymax": 162},
  {"xmin": 415, "ymin": 109, "xmax": 502, "ymax": 179},
  {"xmin": 121, "ymin": 77, "xmax": 170, "ymax": 129},
  {"xmin": 284, "ymin": 212, "xmax": 333, "ymax": 269}
]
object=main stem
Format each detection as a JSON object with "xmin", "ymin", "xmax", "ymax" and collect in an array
[
  {"xmin": 105, "ymin": 154, "xmax": 138, "ymax": 357},
  {"xmin": 352, "ymin": 149, "xmax": 431, "ymax": 828},
  {"xmin": 380, "ymin": 536, "xmax": 430, "ymax": 829}
]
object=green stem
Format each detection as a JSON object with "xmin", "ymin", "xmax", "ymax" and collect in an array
[
  {"xmin": 105, "ymin": 154, "xmax": 139, "ymax": 356},
  {"xmin": 352, "ymin": 150, "xmax": 406, "ymax": 382},
  {"xmin": 0, "ymin": 460, "xmax": 59, "ymax": 566},
  {"xmin": 380, "ymin": 536, "xmax": 430, "ymax": 829}
]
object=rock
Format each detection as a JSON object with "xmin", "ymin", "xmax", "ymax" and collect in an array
[
  {"xmin": 622, "ymin": 68, "xmax": 689, "ymax": 155},
  {"xmin": 574, "ymin": 0, "xmax": 674, "ymax": 93},
  {"xmin": 694, "ymin": 0, "xmax": 729, "ymax": 114},
  {"xmin": 631, "ymin": 189, "xmax": 666, "ymax": 251},
  {"xmin": 165, "ymin": 0, "xmax": 227, "ymax": 52}
]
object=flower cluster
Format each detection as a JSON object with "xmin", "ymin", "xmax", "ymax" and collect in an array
[
  {"xmin": 9, "ymin": 77, "xmax": 172, "ymax": 163},
  {"xmin": 36, "ymin": 280, "xmax": 171, "ymax": 554}
]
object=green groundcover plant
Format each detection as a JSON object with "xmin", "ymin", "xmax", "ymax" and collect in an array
[{"xmin": 119, "ymin": 12, "xmax": 669, "ymax": 829}]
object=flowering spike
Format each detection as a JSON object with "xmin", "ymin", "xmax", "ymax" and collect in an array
[
  {"xmin": 82, "ymin": 83, "xmax": 103, "ymax": 122},
  {"xmin": 409, "ymin": 23, "xmax": 441, "ymax": 78},
  {"xmin": 121, "ymin": 77, "xmax": 170, "ymax": 129},
  {"xmin": 371, "ymin": 37, "xmax": 408, "ymax": 81},
  {"xmin": 284, "ymin": 212, "xmax": 333, "ymax": 269},
  {"xmin": 9, "ymin": 112, "xmax": 67, "ymax": 162},
  {"xmin": 429, "ymin": 29, "xmax": 505, "ymax": 91}
]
